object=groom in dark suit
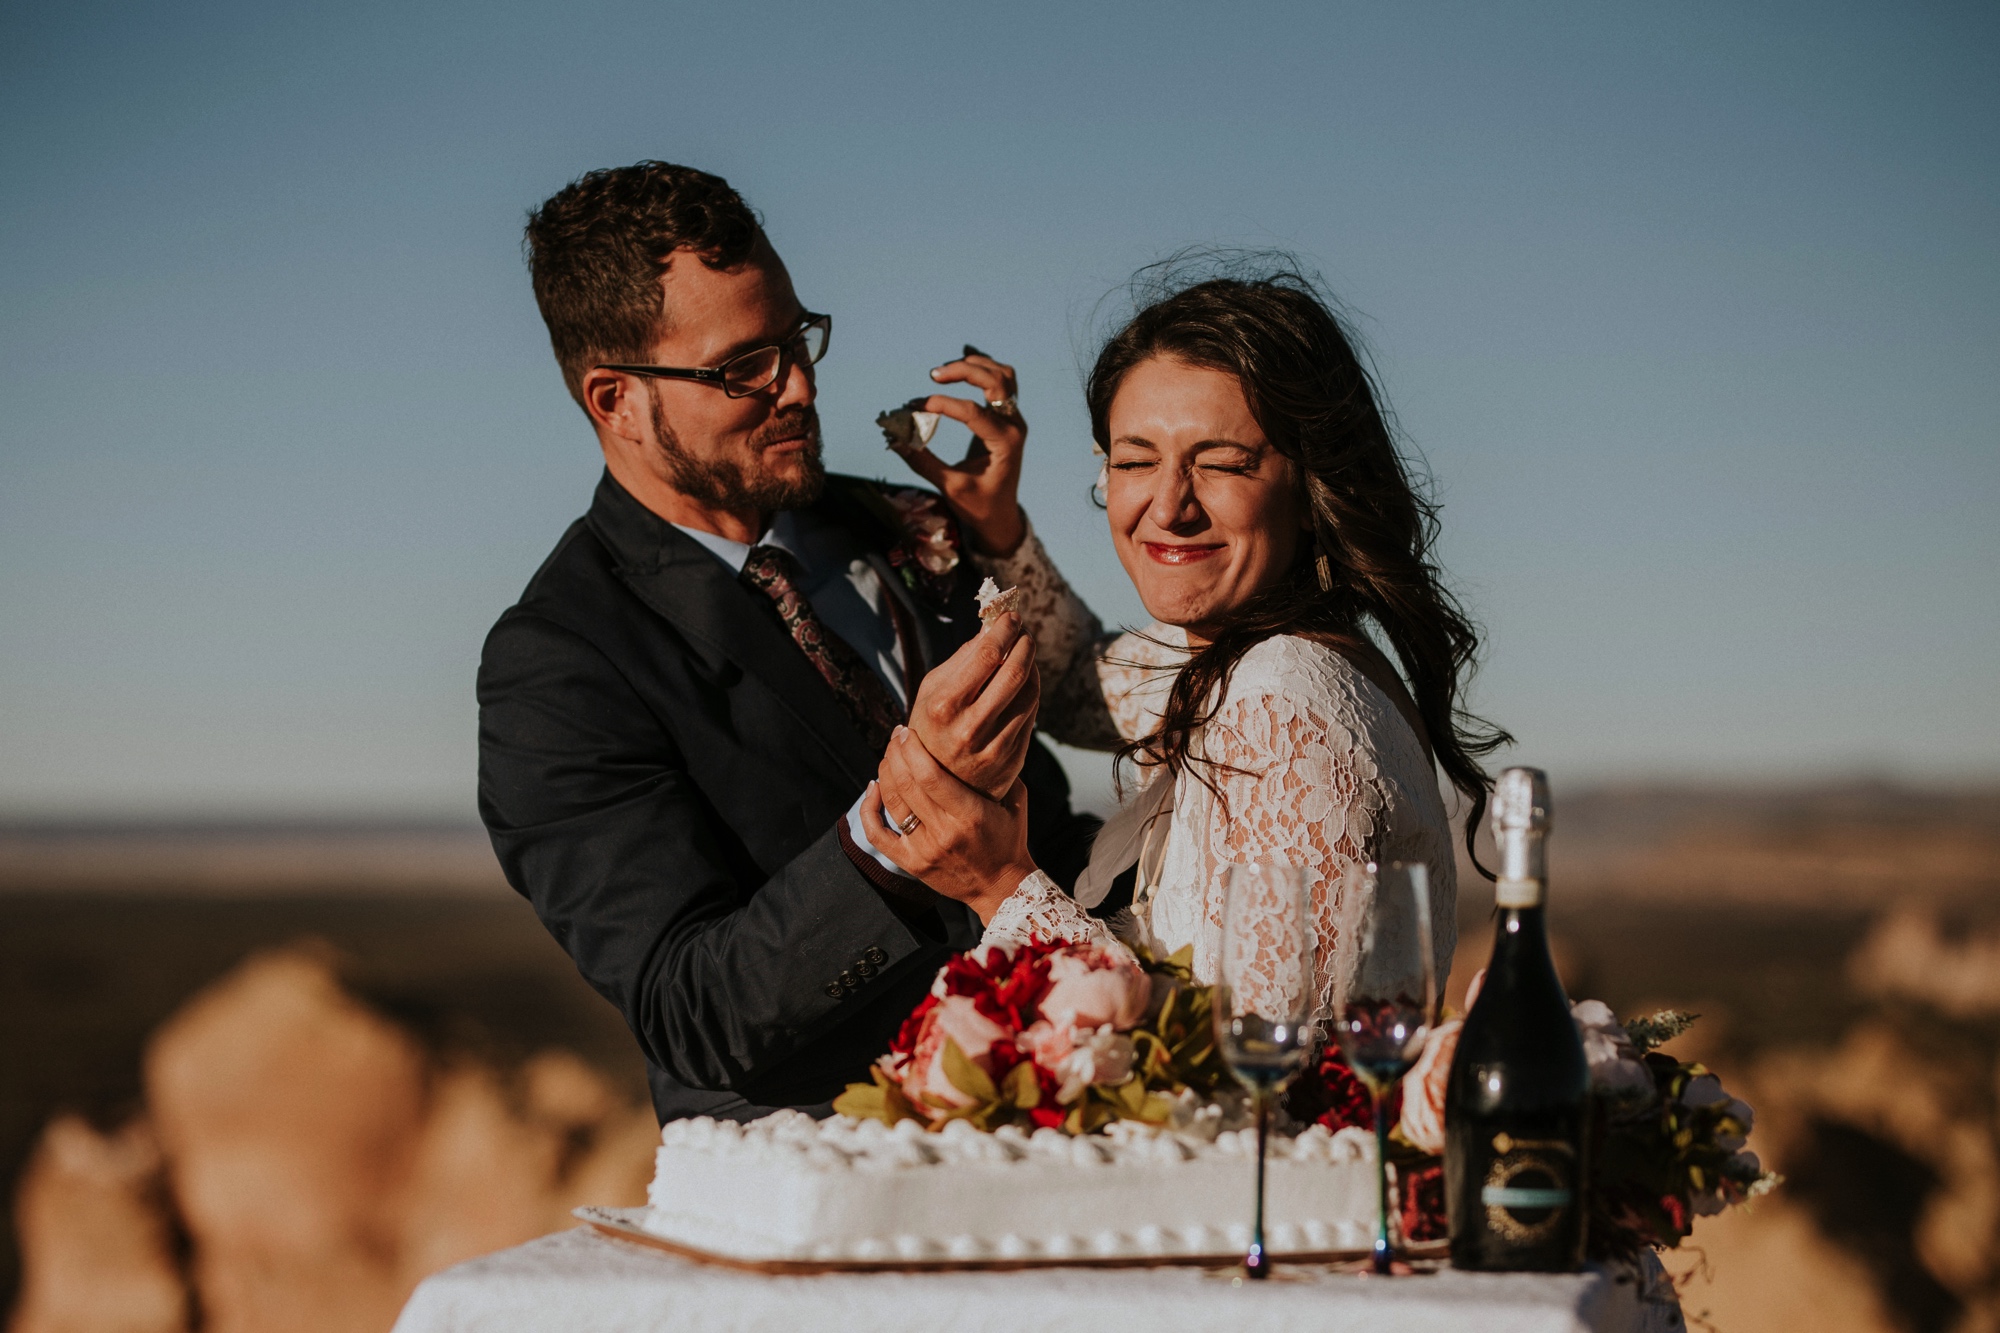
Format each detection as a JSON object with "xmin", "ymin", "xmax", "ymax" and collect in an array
[{"xmin": 478, "ymin": 161, "xmax": 1094, "ymax": 1124}]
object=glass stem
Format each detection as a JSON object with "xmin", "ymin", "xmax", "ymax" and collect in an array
[
  {"xmin": 1372, "ymin": 1086, "xmax": 1393, "ymax": 1274},
  {"xmin": 1247, "ymin": 1091, "xmax": 1271, "ymax": 1279}
]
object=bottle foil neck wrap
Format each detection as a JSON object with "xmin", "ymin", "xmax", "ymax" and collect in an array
[{"xmin": 1495, "ymin": 876, "xmax": 1546, "ymax": 909}]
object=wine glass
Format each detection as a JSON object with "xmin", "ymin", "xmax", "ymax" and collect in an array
[
  {"xmin": 1331, "ymin": 860, "xmax": 1437, "ymax": 1274},
  {"xmin": 1214, "ymin": 862, "xmax": 1313, "ymax": 1280}
]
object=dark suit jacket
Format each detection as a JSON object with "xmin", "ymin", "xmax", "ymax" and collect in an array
[{"xmin": 478, "ymin": 471, "xmax": 1096, "ymax": 1123}]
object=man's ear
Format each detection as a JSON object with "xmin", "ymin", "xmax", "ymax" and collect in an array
[{"xmin": 581, "ymin": 367, "xmax": 645, "ymax": 442}]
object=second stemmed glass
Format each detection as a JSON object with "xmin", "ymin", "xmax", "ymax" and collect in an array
[
  {"xmin": 1214, "ymin": 862, "xmax": 1314, "ymax": 1280},
  {"xmin": 1331, "ymin": 860, "xmax": 1438, "ymax": 1274}
]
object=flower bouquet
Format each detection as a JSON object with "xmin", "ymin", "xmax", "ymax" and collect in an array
[
  {"xmin": 1288, "ymin": 983, "xmax": 1780, "ymax": 1260},
  {"xmin": 839, "ymin": 938, "xmax": 1778, "ymax": 1263},
  {"xmin": 833, "ymin": 938, "xmax": 1240, "ymax": 1136}
]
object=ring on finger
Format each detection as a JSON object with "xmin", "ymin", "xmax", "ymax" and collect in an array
[
  {"xmin": 986, "ymin": 394, "xmax": 1019, "ymax": 419},
  {"xmin": 896, "ymin": 811, "xmax": 921, "ymax": 835}
]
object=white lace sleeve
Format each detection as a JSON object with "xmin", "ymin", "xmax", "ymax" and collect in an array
[
  {"xmin": 978, "ymin": 870, "xmax": 1118, "ymax": 953},
  {"xmin": 1194, "ymin": 662, "xmax": 1381, "ymax": 1020},
  {"xmin": 970, "ymin": 517, "xmax": 1124, "ymax": 750}
]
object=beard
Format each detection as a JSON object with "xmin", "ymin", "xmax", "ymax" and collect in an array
[{"xmin": 649, "ymin": 397, "xmax": 826, "ymax": 514}]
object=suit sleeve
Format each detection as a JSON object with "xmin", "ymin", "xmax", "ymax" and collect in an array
[{"xmin": 476, "ymin": 611, "xmax": 976, "ymax": 1098}]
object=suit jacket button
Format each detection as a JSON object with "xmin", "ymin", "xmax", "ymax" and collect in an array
[
  {"xmin": 838, "ymin": 970, "xmax": 860, "ymax": 989},
  {"xmin": 864, "ymin": 947, "xmax": 888, "ymax": 966},
  {"xmin": 825, "ymin": 982, "xmax": 845, "ymax": 999},
  {"xmin": 855, "ymin": 960, "xmax": 877, "ymax": 979}
]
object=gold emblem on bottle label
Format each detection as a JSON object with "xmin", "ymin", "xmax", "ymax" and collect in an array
[{"xmin": 1480, "ymin": 1136, "xmax": 1574, "ymax": 1243}]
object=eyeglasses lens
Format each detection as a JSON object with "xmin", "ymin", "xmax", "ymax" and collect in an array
[
  {"xmin": 720, "ymin": 317, "xmax": 829, "ymax": 397},
  {"xmin": 799, "ymin": 318, "xmax": 829, "ymax": 365},
  {"xmin": 722, "ymin": 347, "xmax": 783, "ymax": 396}
]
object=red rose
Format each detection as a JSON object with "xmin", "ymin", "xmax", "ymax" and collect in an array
[
  {"xmin": 1399, "ymin": 1161, "xmax": 1448, "ymax": 1242},
  {"xmin": 1286, "ymin": 1047, "xmax": 1390, "ymax": 1133}
]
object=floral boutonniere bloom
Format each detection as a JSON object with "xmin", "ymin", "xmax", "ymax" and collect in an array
[{"xmin": 882, "ymin": 487, "xmax": 961, "ymax": 609}]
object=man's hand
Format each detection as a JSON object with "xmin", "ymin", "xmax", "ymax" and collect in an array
[
  {"xmin": 864, "ymin": 727, "xmax": 1038, "ymax": 925},
  {"xmin": 907, "ymin": 610, "xmax": 1038, "ymax": 800},
  {"xmin": 896, "ymin": 347, "xmax": 1027, "ymax": 557}
]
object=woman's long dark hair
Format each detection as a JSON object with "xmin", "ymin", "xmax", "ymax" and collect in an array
[{"xmin": 1088, "ymin": 258, "xmax": 1512, "ymax": 877}]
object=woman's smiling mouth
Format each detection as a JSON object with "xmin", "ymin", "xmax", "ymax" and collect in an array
[{"xmin": 1142, "ymin": 541, "xmax": 1225, "ymax": 565}]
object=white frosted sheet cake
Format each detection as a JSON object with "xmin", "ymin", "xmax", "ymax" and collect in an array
[{"xmin": 643, "ymin": 1111, "xmax": 1380, "ymax": 1264}]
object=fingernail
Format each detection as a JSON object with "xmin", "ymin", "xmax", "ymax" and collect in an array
[
  {"xmin": 892, "ymin": 725, "xmax": 908, "ymax": 740},
  {"xmin": 929, "ymin": 368, "xmax": 943, "ymax": 379}
]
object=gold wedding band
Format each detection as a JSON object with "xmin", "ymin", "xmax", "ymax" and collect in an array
[{"xmin": 897, "ymin": 812, "xmax": 921, "ymax": 835}]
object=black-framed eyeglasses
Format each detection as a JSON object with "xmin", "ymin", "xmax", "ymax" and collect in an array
[{"xmin": 598, "ymin": 312, "xmax": 831, "ymax": 398}]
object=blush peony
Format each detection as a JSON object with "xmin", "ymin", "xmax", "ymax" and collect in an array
[
  {"xmin": 1397, "ymin": 1018, "xmax": 1461, "ymax": 1154},
  {"xmin": 1040, "ymin": 947, "xmax": 1150, "ymax": 1032},
  {"xmin": 1050, "ymin": 1027, "xmax": 1138, "ymax": 1104},
  {"xmin": 900, "ymin": 994, "xmax": 1008, "ymax": 1109}
]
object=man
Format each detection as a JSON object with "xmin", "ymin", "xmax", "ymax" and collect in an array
[{"xmin": 478, "ymin": 161, "xmax": 1096, "ymax": 1123}]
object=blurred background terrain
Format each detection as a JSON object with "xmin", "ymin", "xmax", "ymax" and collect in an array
[{"xmin": 7, "ymin": 782, "xmax": 1998, "ymax": 1331}]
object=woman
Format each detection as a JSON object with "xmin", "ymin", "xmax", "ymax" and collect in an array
[{"xmin": 864, "ymin": 264, "xmax": 1507, "ymax": 1011}]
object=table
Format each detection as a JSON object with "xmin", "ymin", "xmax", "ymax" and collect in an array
[{"xmin": 393, "ymin": 1225, "xmax": 1685, "ymax": 1333}]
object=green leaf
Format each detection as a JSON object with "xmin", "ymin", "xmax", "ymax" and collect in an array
[
  {"xmin": 1004, "ymin": 1060, "xmax": 1041, "ymax": 1109},
  {"xmin": 832, "ymin": 1082, "xmax": 888, "ymax": 1123},
  {"xmin": 940, "ymin": 1036, "xmax": 997, "ymax": 1104}
]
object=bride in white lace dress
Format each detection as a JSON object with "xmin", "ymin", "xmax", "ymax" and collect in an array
[{"xmin": 862, "ymin": 264, "xmax": 1509, "ymax": 1014}]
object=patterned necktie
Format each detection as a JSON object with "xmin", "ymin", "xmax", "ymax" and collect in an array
[{"xmin": 740, "ymin": 544, "xmax": 906, "ymax": 751}]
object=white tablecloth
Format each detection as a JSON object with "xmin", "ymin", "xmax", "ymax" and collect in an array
[{"xmin": 393, "ymin": 1226, "xmax": 1685, "ymax": 1333}]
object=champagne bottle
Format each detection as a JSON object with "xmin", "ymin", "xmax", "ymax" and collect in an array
[{"xmin": 1445, "ymin": 767, "xmax": 1589, "ymax": 1271}]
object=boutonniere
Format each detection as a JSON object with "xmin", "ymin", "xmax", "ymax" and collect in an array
[{"xmin": 882, "ymin": 487, "xmax": 962, "ymax": 610}]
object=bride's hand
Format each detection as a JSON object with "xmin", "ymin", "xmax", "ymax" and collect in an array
[
  {"xmin": 863, "ymin": 725, "xmax": 1037, "ymax": 924},
  {"xmin": 897, "ymin": 347, "xmax": 1027, "ymax": 557}
]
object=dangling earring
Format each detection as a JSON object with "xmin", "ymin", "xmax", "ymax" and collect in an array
[{"xmin": 1315, "ymin": 542, "xmax": 1334, "ymax": 593}]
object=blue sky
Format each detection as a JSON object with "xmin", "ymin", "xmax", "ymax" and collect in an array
[{"xmin": 2, "ymin": 1, "xmax": 1995, "ymax": 818}]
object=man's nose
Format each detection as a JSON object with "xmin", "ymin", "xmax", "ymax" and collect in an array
[{"xmin": 772, "ymin": 353, "xmax": 815, "ymax": 409}]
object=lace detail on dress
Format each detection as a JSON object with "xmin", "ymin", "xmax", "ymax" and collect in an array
[
  {"xmin": 1130, "ymin": 635, "xmax": 1456, "ymax": 1019},
  {"xmin": 965, "ymin": 537, "xmax": 1456, "ymax": 1008},
  {"xmin": 977, "ymin": 870, "xmax": 1117, "ymax": 954}
]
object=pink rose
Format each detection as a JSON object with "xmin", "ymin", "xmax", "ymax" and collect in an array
[
  {"xmin": 1040, "ymin": 948, "xmax": 1150, "ymax": 1032},
  {"xmin": 901, "ymin": 995, "xmax": 1008, "ymax": 1110},
  {"xmin": 1051, "ymin": 1028, "xmax": 1137, "ymax": 1103},
  {"xmin": 1397, "ymin": 1018, "xmax": 1462, "ymax": 1154},
  {"xmin": 1022, "ymin": 1019, "xmax": 1077, "ymax": 1072}
]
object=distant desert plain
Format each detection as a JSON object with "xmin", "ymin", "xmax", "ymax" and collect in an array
[{"xmin": 4, "ymin": 781, "xmax": 1997, "ymax": 1333}]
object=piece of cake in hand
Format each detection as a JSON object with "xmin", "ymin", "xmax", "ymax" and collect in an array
[
  {"xmin": 876, "ymin": 400, "xmax": 942, "ymax": 458},
  {"xmin": 975, "ymin": 577, "xmax": 1021, "ymax": 624}
]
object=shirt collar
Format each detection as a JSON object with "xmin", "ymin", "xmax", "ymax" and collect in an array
[{"xmin": 671, "ymin": 511, "xmax": 803, "ymax": 576}]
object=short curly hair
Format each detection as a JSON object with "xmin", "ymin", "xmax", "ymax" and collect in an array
[{"xmin": 524, "ymin": 161, "xmax": 764, "ymax": 407}]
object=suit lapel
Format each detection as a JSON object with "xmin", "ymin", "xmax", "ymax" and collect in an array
[{"xmin": 585, "ymin": 476, "xmax": 879, "ymax": 787}]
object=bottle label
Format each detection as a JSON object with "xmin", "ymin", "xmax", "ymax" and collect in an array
[
  {"xmin": 1494, "ymin": 876, "xmax": 1544, "ymax": 909},
  {"xmin": 1479, "ymin": 1133, "xmax": 1576, "ymax": 1243}
]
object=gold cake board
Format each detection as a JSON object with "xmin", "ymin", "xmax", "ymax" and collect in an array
[{"xmin": 575, "ymin": 1206, "xmax": 1448, "ymax": 1275}]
